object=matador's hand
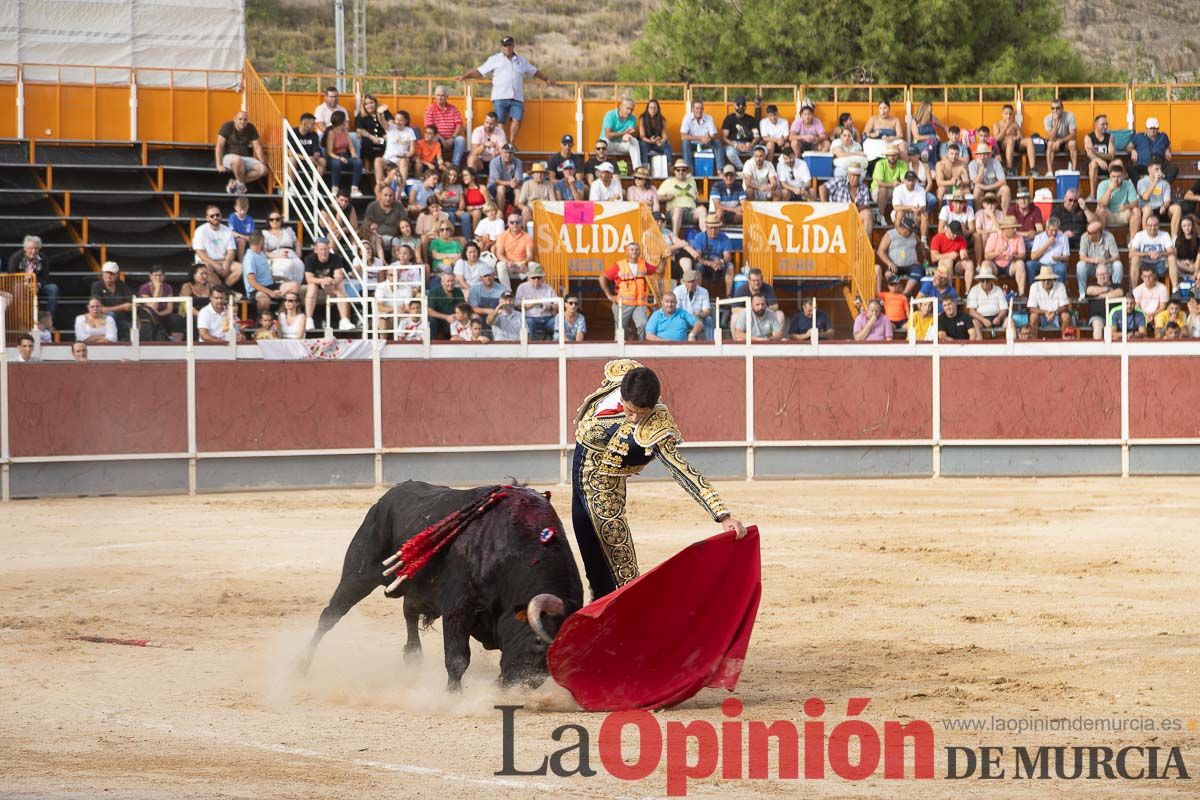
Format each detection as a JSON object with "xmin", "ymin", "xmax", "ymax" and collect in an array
[{"xmin": 721, "ymin": 515, "xmax": 747, "ymax": 539}]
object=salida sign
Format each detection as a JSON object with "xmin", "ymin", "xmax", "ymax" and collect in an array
[
  {"xmin": 743, "ymin": 202, "xmax": 867, "ymax": 278},
  {"xmin": 533, "ymin": 201, "xmax": 664, "ymax": 285}
]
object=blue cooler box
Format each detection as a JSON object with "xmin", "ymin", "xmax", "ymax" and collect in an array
[
  {"xmin": 1055, "ymin": 170, "xmax": 1080, "ymax": 198},
  {"xmin": 803, "ymin": 152, "xmax": 834, "ymax": 179},
  {"xmin": 693, "ymin": 151, "xmax": 715, "ymax": 177}
]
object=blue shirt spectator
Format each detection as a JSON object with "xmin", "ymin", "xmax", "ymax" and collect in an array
[
  {"xmin": 242, "ymin": 247, "xmax": 274, "ymax": 295},
  {"xmin": 646, "ymin": 296, "xmax": 699, "ymax": 341},
  {"xmin": 709, "ymin": 173, "xmax": 747, "ymax": 212},
  {"xmin": 686, "ymin": 225, "xmax": 733, "ymax": 263},
  {"xmin": 1130, "ymin": 130, "xmax": 1170, "ymax": 165}
]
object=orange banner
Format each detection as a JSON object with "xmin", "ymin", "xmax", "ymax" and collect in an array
[{"xmin": 533, "ymin": 201, "xmax": 664, "ymax": 294}]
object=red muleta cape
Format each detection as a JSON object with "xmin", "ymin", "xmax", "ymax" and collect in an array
[{"xmin": 547, "ymin": 526, "xmax": 762, "ymax": 711}]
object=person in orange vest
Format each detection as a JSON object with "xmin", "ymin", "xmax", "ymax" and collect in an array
[{"xmin": 599, "ymin": 241, "xmax": 658, "ymax": 339}]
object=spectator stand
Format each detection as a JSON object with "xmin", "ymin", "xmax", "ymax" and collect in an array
[{"xmin": 0, "ymin": 300, "xmax": 9, "ymax": 499}]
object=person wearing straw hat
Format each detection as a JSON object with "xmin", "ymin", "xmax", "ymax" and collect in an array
[
  {"xmin": 937, "ymin": 189, "xmax": 974, "ymax": 237},
  {"xmin": 657, "ymin": 159, "xmax": 700, "ymax": 238},
  {"xmin": 626, "ymin": 165, "xmax": 660, "ymax": 212},
  {"xmin": 820, "ymin": 163, "xmax": 874, "ymax": 233},
  {"xmin": 965, "ymin": 264, "xmax": 1009, "ymax": 338},
  {"xmin": 1026, "ymin": 263, "xmax": 1072, "ymax": 337},
  {"xmin": 983, "ymin": 215, "xmax": 1029, "ymax": 295},
  {"xmin": 516, "ymin": 161, "xmax": 555, "ymax": 225}
]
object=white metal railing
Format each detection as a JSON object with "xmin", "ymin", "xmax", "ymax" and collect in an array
[
  {"xmin": 1105, "ymin": 296, "xmax": 1131, "ymax": 345},
  {"xmin": 130, "ymin": 295, "xmax": 194, "ymax": 358},
  {"xmin": 519, "ymin": 296, "xmax": 565, "ymax": 350},
  {"xmin": 714, "ymin": 296, "xmax": 754, "ymax": 348},
  {"xmin": 322, "ymin": 293, "xmax": 430, "ymax": 348}
]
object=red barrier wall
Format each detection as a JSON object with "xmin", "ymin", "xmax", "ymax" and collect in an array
[
  {"xmin": 195, "ymin": 362, "xmax": 373, "ymax": 451},
  {"xmin": 1129, "ymin": 357, "xmax": 1200, "ymax": 438},
  {"xmin": 940, "ymin": 357, "xmax": 1121, "ymax": 439},
  {"xmin": 754, "ymin": 357, "xmax": 933, "ymax": 441},
  {"xmin": 566, "ymin": 356, "xmax": 747, "ymax": 443},
  {"xmin": 381, "ymin": 360, "xmax": 559, "ymax": 447},
  {"xmin": 7, "ymin": 363, "xmax": 187, "ymax": 457}
]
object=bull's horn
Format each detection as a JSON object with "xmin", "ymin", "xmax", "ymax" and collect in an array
[{"xmin": 526, "ymin": 594, "xmax": 565, "ymax": 645}]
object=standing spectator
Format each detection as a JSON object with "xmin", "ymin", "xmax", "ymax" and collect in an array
[
  {"xmin": 1127, "ymin": 117, "xmax": 1176, "ymax": 183},
  {"xmin": 554, "ymin": 294, "xmax": 587, "ymax": 342},
  {"xmin": 1084, "ymin": 265, "xmax": 1124, "ymax": 339},
  {"xmin": 1077, "ymin": 221, "xmax": 1123, "ymax": 298},
  {"xmin": 937, "ymin": 295, "xmax": 973, "ymax": 341},
  {"xmin": 7, "ymin": 235, "xmax": 58, "ymax": 316},
  {"xmin": 488, "ymin": 144, "xmax": 524, "ymax": 211},
  {"xmin": 1026, "ymin": 265, "xmax": 1072, "ymax": 337},
  {"xmin": 994, "ymin": 104, "xmax": 1036, "ymax": 174},
  {"xmin": 674, "ymin": 266, "xmax": 713, "ymax": 340},
  {"xmin": 658, "ymin": 159, "xmax": 701, "ymax": 238},
  {"xmin": 426, "ymin": 270, "xmax": 465, "ymax": 340},
  {"xmin": 626, "ymin": 166, "xmax": 660, "ymax": 212},
  {"xmin": 788, "ymin": 98, "xmax": 828, "ymax": 154},
  {"xmin": 1042, "ymin": 99, "xmax": 1078, "ymax": 177},
  {"xmin": 1029, "ymin": 216, "xmax": 1071, "ymax": 283},
  {"xmin": 137, "ymin": 266, "xmax": 185, "ymax": 342},
  {"xmin": 733, "ymin": 293, "xmax": 784, "ymax": 342},
  {"xmin": 969, "ymin": 142, "xmax": 1010, "ymax": 210},
  {"xmin": 788, "ymin": 296, "xmax": 834, "ymax": 340},
  {"xmin": 302, "ymin": 239, "xmax": 352, "ymax": 331},
  {"xmin": 983, "ymin": 216, "xmax": 1029, "ymax": 295},
  {"xmin": 1094, "ymin": 163, "xmax": 1141, "ymax": 241},
  {"xmin": 680, "ymin": 100, "xmax": 723, "ymax": 173},
  {"xmin": 819, "ymin": 165, "xmax": 873, "ymax": 233},
  {"xmin": 324, "ymin": 110, "xmax": 364, "ymax": 196},
  {"xmin": 602, "ymin": 98, "xmax": 643, "ymax": 169},
  {"xmin": 262, "ymin": 213, "xmax": 304, "ymax": 284},
  {"xmin": 493, "ymin": 212, "xmax": 534, "ymax": 285},
  {"xmin": 871, "ymin": 143, "xmax": 907, "ymax": 222},
  {"xmin": 424, "ymin": 85, "xmax": 467, "ymax": 167},
  {"xmin": 91, "ymin": 261, "xmax": 134, "ymax": 341},
  {"xmin": 931, "ymin": 220, "xmax": 975, "ymax": 292},
  {"xmin": 215, "ymin": 110, "xmax": 266, "ymax": 194},
  {"xmin": 637, "ymin": 99, "xmax": 674, "ymax": 170},
  {"xmin": 227, "ymin": 194, "xmax": 255, "ymax": 260},
  {"xmin": 721, "ymin": 95, "xmax": 760, "ymax": 170},
  {"xmin": 646, "ymin": 292, "xmax": 703, "ymax": 342},
  {"xmin": 489, "ymin": 290, "xmax": 522, "ymax": 341},
  {"xmin": 777, "ymin": 147, "xmax": 812, "ymax": 200},
  {"xmin": 1085, "ymin": 114, "xmax": 1119, "ymax": 199},
  {"xmin": 588, "ymin": 162, "xmax": 624, "ymax": 202},
  {"xmin": 1129, "ymin": 214, "xmax": 1177, "ymax": 289},
  {"xmin": 355, "ymin": 94, "xmax": 391, "ymax": 183},
  {"xmin": 466, "ymin": 111, "xmax": 507, "ymax": 173},
  {"xmin": 459, "ymin": 35, "xmax": 552, "ymax": 145},
  {"xmin": 244, "ymin": 231, "xmax": 299, "ymax": 314},
  {"xmin": 291, "ymin": 113, "xmax": 326, "ymax": 177},
  {"xmin": 514, "ymin": 263, "xmax": 558, "ymax": 340},
  {"xmin": 379, "ymin": 110, "xmax": 417, "ymax": 186},
  {"xmin": 759, "ymin": 104, "xmax": 789, "ymax": 159},
  {"xmin": 1137, "ymin": 157, "xmax": 1181, "ymax": 237},
  {"xmin": 600, "ymin": 242, "xmax": 658, "ymax": 339},
  {"xmin": 852, "ymin": 298, "xmax": 894, "ymax": 341},
  {"xmin": 965, "ymin": 265, "xmax": 1009, "ymax": 337},
  {"xmin": 197, "ymin": 285, "xmax": 238, "ymax": 344},
  {"xmin": 192, "ymin": 205, "xmax": 242, "ymax": 288},
  {"xmin": 313, "ymin": 87, "xmax": 348, "ymax": 134},
  {"xmin": 413, "ymin": 125, "xmax": 445, "ymax": 175},
  {"xmin": 74, "ymin": 297, "xmax": 117, "ymax": 344},
  {"xmin": 708, "ymin": 165, "xmax": 746, "ymax": 224},
  {"xmin": 546, "ymin": 134, "xmax": 585, "ymax": 178},
  {"xmin": 742, "ymin": 145, "xmax": 779, "ymax": 200}
]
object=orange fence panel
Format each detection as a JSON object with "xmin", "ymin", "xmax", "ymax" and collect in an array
[{"xmin": 0, "ymin": 274, "xmax": 37, "ymax": 343}]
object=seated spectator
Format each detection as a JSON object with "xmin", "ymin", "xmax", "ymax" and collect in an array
[
  {"xmin": 742, "ymin": 145, "xmax": 779, "ymax": 201},
  {"xmin": 215, "ymin": 110, "xmax": 266, "ymax": 194},
  {"xmin": 1085, "ymin": 114, "xmax": 1119, "ymax": 199},
  {"xmin": 178, "ymin": 264, "xmax": 212, "ymax": 318},
  {"xmin": 7, "ymin": 234, "xmax": 58, "ymax": 316},
  {"xmin": 302, "ymin": 238, "xmax": 352, "ymax": 332},
  {"xmin": 197, "ymin": 285, "xmax": 238, "ymax": 344},
  {"xmin": 1084, "ymin": 265, "xmax": 1124, "ymax": 338},
  {"xmin": 1107, "ymin": 295, "xmax": 1148, "ymax": 338},
  {"xmin": 626, "ymin": 166, "xmax": 660, "ymax": 212},
  {"xmin": 323, "ymin": 110, "xmax": 364, "ymax": 196},
  {"xmin": 1137, "ymin": 157, "xmax": 1181, "ymax": 237},
  {"xmin": 489, "ymin": 290, "xmax": 522, "ymax": 341},
  {"xmin": 1133, "ymin": 264, "xmax": 1170, "ymax": 323},
  {"xmin": 983, "ymin": 216, "xmax": 1028, "ymax": 295},
  {"xmin": 965, "ymin": 265, "xmax": 1009, "ymax": 337},
  {"xmin": 514, "ymin": 263, "xmax": 557, "ymax": 340},
  {"xmin": 453, "ymin": 241, "xmax": 491, "ymax": 295},
  {"xmin": 937, "ymin": 295, "xmax": 972, "ymax": 341},
  {"xmin": 488, "ymin": 144, "xmax": 524, "ymax": 210},
  {"xmin": 379, "ymin": 110, "xmax": 417, "ymax": 185},
  {"xmin": 193, "ymin": 205, "xmax": 242, "ymax": 289},
  {"xmin": 721, "ymin": 95, "xmax": 760, "ymax": 170},
  {"xmin": 931, "ymin": 220, "xmax": 975, "ymax": 292},
  {"xmin": 831, "ymin": 126, "xmax": 867, "ymax": 178},
  {"xmin": 426, "ymin": 270, "xmax": 465, "ymax": 340},
  {"xmin": 261, "ymin": 212, "xmax": 304, "ymax": 284},
  {"xmin": 876, "ymin": 215, "xmax": 923, "ymax": 295},
  {"xmin": 733, "ymin": 293, "xmax": 784, "ymax": 341},
  {"xmin": 391, "ymin": 298, "xmax": 426, "ymax": 341},
  {"xmin": 254, "ymin": 310, "xmax": 278, "ymax": 340},
  {"xmin": 972, "ymin": 193, "xmax": 1002, "ymax": 264},
  {"xmin": 1175, "ymin": 215, "xmax": 1199, "ymax": 287},
  {"xmin": 583, "ymin": 140, "xmax": 617, "ymax": 186},
  {"xmin": 819, "ymin": 165, "xmax": 873, "ymax": 233},
  {"xmin": 926, "ymin": 264, "xmax": 960, "ymax": 305},
  {"xmin": 680, "ymin": 99, "xmax": 723, "ymax": 173},
  {"xmin": 938, "ymin": 125, "xmax": 965, "ymax": 161},
  {"xmin": 547, "ymin": 134, "xmax": 585, "ymax": 178},
  {"xmin": 877, "ymin": 274, "xmax": 910, "ymax": 330},
  {"xmin": 969, "ymin": 143, "xmax": 1010, "ymax": 211},
  {"xmin": 365, "ymin": 185, "xmax": 406, "ymax": 251},
  {"xmin": 658, "ymin": 159, "xmax": 701, "ymax": 238},
  {"xmin": 1041, "ymin": 99, "xmax": 1078, "ymax": 176},
  {"xmin": 1007, "ymin": 187, "xmax": 1043, "ymax": 249},
  {"xmin": 788, "ymin": 296, "xmax": 834, "ymax": 340},
  {"xmin": 758, "ymin": 105, "xmax": 789, "ymax": 159},
  {"xmin": 1127, "ymin": 117, "xmax": 1176, "ymax": 183},
  {"xmin": 637, "ymin": 99, "xmax": 674, "ymax": 168},
  {"xmin": 35, "ymin": 309, "xmax": 53, "ymax": 343},
  {"xmin": 1129, "ymin": 214, "xmax": 1176, "ymax": 289},
  {"xmin": 777, "ymin": 147, "xmax": 812, "ymax": 201},
  {"xmin": 789, "ymin": 98, "xmax": 829, "ymax": 155},
  {"xmin": 473, "ymin": 203, "xmax": 506, "ymax": 253},
  {"xmin": 908, "ymin": 294, "xmax": 936, "ymax": 341},
  {"xmin": 459, "ymin": 168, "xmax": 491, "ymax": 237},
  {"xmin": 708, "ymin": 165, "xmax": 747, "ymax": 223},
  {"xmin": 1153, "ymin": 296, "xmax": 1187, "ymax": 338},
  {"xmin": 994, "ymin": 104, "xmax": 1036, "ymax": 173},
  {"xmin": 466, "ymin": 317, "xmax": 490, "ymax": 343},
  {"xmin": 277, "ymin": 291, "xmax": 307, "ymax": 339},
  {"xmin": 415, "ymin": 202, "xmax": 451, "ymax": 251},
  {"xmin": 646, "ymin": 291, "xmax": 703, "ymax": 341},
  {"xmin": 1162, "ymin": 320, "xmax": 1183, "ymax": 339},
  {"xmin": 91, "ymin": 261, "xmax": 134, "ymax": 341},
  {"xmin": 1094, "ymin": 163, "xmax": 1141, "ymax": 240},
  {"xmin": 554, "ymin": 294, "xmax": 587, "ymax": 342},
  {"xmin": 1026, "ymin": 265, "xmax": 1072, "ymax": 337},
  {"xmin": 852, "ymin": 298, "xmax": 894, "ymax": 341},
  {"xmin": 933, "ymin": 143, "xmax": 969, "ymax": 202},
  {"xmin": 1077, "ymin": 221, "xmax": 1123, "ymax": 298},
  {"xmin": 588, "ymin": 162, "xmax": 624, "ymax": 202},
  {"xmin": 72, "ymin": 341, "xmax": 89, "ymax": 362},
  {"xmin": 1187, "ymin": 296, "xmax": 1200, "ymax": 337},
  {"xmin": 15, "ymin": 333, "xmax": 36, "ymax": 363},
  {"xmin": 291, "ymin": 113, "xmax": 326, "ymax": 177},
  {"xmin": 467, "ymin": 111, "xmax": 507, "ymax": 173},
  {"xmin": 227, "ymin": 195, "xmax": 255, "ymax": 260},
  {"xmin": 393, "ymin": 218, "xmax": 423, "ymax": 258},
  {"xmin": 863, "ymin": 99, "xmax": 905, "ymax": 148},
  {"xmin": 732, "ymin": 267, "xmax": 781, "ymax": 330},
  {"xmin": 413, "ymin": 125, "xmax": 445, "ymax": 175},
  {"xmin": 244, "ymin": 231, "xmax": 300, "ymax": 314},
  {"xmin": 516, "ymin": 162, "xmax": 554, "ymax": 223},
  {"xmin": 674, "ymin": 265, "xmax": 713, "ymax": 340},
  {"xmin": 136, "ymin": 266, "xmax": 185, "ymax": 342},
  {"xmin": 907, "ymin": 100, "xmax": 945, "ymax": 162},
  {"xmin": 600, "ymin": 242, "xmax": 657, "ymax": 339},
  {"xmin": 891, "ymin": 170, "xmax": 929, "ymax": 240},
  {"xmin": 554, "ymin": 161, "xmax": 588, "ymax": 201},
  {"xmin": 409, "ymin": 171, "xmax": 441, "ymax": 213},
  {"xmin": 493, "ymin": 213, "xmax": 534, "ymax": 284},
  {"xmin": 871, "ymin": 143, "xmax": 907, "ymax": 221},
  {"xmin": 1029, "ymin": 216, "xmax": 1071, "ymax": 283},
  {"xmin": 602, "ymin": 97, "xmax": 643, "ymax": 169},
  {"xmin": 1057, "ymin": 190, "xmax": 1090, "ymax": 247},
  {"xmin": 686, "ymin": 213, "xmax": 734, "ymax": 286},
  {"xmin": 74, "ymin": 296, "xmax": 117, "ymax": 344},
  {"xmin": 428, "ymin": 221, "xmax": 464, "ymax": 276},
  {"xmin": 424, "ymin": 85, "xmax": 467, "ymax": 167},
  {"xmin": 449, "ymin": 302, "xmax": 473, "ymax": 341},
  {"xmin": 322, "ymin": 188, "xmax": 360, "ymax": 240}
]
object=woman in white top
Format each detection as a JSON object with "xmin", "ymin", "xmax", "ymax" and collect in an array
[
  {"xmin": 472, "ymin": 203, "xmax": 506, "ymax": 252},
  {"xmin": 831, "ymin": 126, "xmax": 867, "ymax": 177},
  {"xmin": 262, "ymin": 213, "xmax": 304, "ymax": 284},
  {"xmin": 75, "ymin": 297, "xmax": 117, "ymax": 344},
  {"xmin": 379, "ymin": 109, "xmax": 416, "ymax": 185},
  {"xmin": 277, "ymin": 291, "xmax": 307, "ymax": 339},
  {"xmin": 452, "ymin": 241, "xmax": 490, "ymax": 295}
]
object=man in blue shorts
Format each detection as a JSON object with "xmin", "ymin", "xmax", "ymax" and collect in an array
[{"xmin": 460, "ymin": 36, "xmax": 553, "ymax": 146}]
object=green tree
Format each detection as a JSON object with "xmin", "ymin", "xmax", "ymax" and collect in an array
[{"xmin": 625, "ymin": 0, "xmax": 1100, "ymax": 85}]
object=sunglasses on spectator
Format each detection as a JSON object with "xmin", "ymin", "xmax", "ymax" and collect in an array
[
  {"xmin": 566, "ymin": 300, "xmax": 578, "ymax": 306},
  {"xmin": 508, "ymin": 219, "xmax": 522, "ymax": 224},
  {"xmin": 438, "ymin": 226, "xmax": 452, "ymax": 231},
  {"xmin": 269, "ymin": 216, "xmax": 282, "ymax": 221},
  {"xmin": 285, "ymin": 297, "xmax": 298, "ymax": 302}
]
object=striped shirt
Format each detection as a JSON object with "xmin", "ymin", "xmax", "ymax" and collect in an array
[{"xmin": 424, "ymin": 102, "xmax": 464, "ymax": 139}]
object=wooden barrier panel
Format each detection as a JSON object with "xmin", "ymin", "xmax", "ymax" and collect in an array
[
  {"xmin": 195, "ymin": 361, "xmax": 372, "ymax": 452},
  {"xmin": 7, "ymin": 363, "xmax": 187, "ymax": 457},
  {"xmin": 940, "ymin": 356, "xmax": 1121, "ymax": 440},
  {"xmin": 753, "ymin": 357, "xmax": 933, "ymax": 441},
  {"xmin": 381, "ymin": 359, "xmax": 558, "ymax": 447},
  {"xmin": 1129, "ymin": 356, "xmax": 1200, "ymax": 438},
  {"xmin": 567, "ymin": 356, "xmax": 746, "ymax": 443}
]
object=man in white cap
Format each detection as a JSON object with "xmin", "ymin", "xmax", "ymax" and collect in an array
[
  {"xmin": 1027, "ymin": 264, "xmax": 1072, "ymax": 336},
  {"xmin": 1127, "ymin": 116, "xmax": 1176, "ymax": 184},
  {"xmin": 965, "ymin": 264, "xmax": 1009, "ymax": 338},
  {"xmin": 90, "ymin": 261, "xmax": 134, "ymax": 341},
  {"xmin": 588, "ymin": 162, "xmax": 624, "ymax": 202},
  {"xmin": 459, "ymin": 35, "xmax": 553, "ymax": 145},
  {"xmin": 513, "ymin": 262, "xmax": 559, "ymax": 340},
  {"xmin": 672, "ymin": 263, "xmax": 713, "ymax": 340}
]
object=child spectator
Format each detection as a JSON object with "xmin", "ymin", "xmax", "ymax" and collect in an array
[
  {"xmin": 1153, "ymin": 296, "xmax": 1187, "ymax": 337},
  {"xmin": 379, "ymin": 110, "xmax": 416, "ymax": 185},
  {"xmin": 36, "ymin": 310, "xmax": 54, "ymax": 343},
  {"xmin": 414, "ymin": 125, "xmax": 444, "ymax": 175},
  {"xmin": 450, "ymin": 301, "xmax": 473, "ymax": 340},
  {"xmin": 228, "ymin": 195, "xmax": 255, "ymax": 260},
  {"xmin": 395, "ymin": 298, "xmax": 425, "ymax": 341},
  {"xmin": 254, "ymin": 310, "xmax": 278, "ymax": 340},
  {"xmin": 468, "ymin": 317, "xmax": 489, "ymax": 342},
  {"xmin": 878, "ymin": 274, "xmax": 911, "ymax": 330}
]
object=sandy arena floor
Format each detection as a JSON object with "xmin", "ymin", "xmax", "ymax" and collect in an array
[{"xmin": 0, "ymin": 478, "xmax": 1198, "ymax": 798}]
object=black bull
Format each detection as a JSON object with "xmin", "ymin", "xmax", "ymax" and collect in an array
[{"xmin": 298, "ymin": 481, "xmax": 584, "ymax": 690}]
